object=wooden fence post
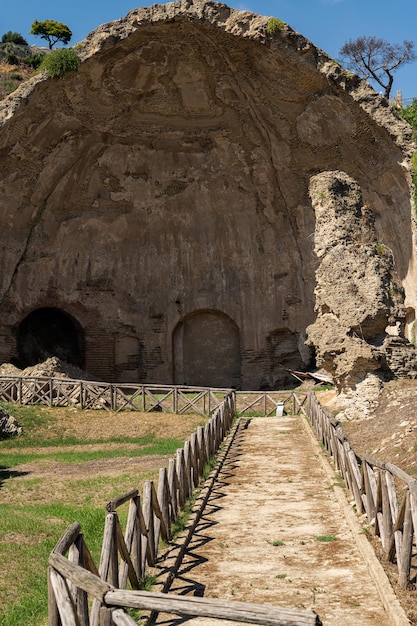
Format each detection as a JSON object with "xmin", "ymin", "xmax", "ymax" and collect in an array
[
  {"xmin": 157, "ymin": 467, "xmax": 171, "ymax": 542},
  {"xmin": 168, "ymin": 458, "xmax": 178, "ymax": 521},
  {"xmin": 120, "ymin": 495, "xmax": 142, "ymax": 586},
  {"xmin": 399, "ymin": 491, "xmax": 413, "ymax": 588},
  {"xmin": 190, "ymin": 432, "xmax": 200, "ymax": 487},
  {"xmin": 197, "ymin": 426, "xmax": 206, "ymax": 471},
  {"xmin": 183, "ymin": 440, "xmax": 193, "ymax": 498},
  {"xmin": 49, "ymin": 568, "xmax": 80, "ymax": 626},
  {"xmin": 204, "ymin": 421, "xmax": 212, "ymax": 460},
  {"xmin": 142, "ymin": 481, "xmax": 156, "ymax": 568},
  {"xmin": 48, "ymin": 566, "xmax": 61, "ymax": 626},
  {"xmin": 68, "ymin": 534, "xmax": 89, "ymax": 624},
  {"xmin": 176, "ymin": 449, "xmax": 186, "ymax": 509}
]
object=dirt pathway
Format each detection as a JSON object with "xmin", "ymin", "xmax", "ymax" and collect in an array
[{"xmin": 155, "ymin": 415, "xmax": 404, "ymax": 625}]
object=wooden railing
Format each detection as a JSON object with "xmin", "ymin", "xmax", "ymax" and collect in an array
[
  {"xmin": 48, "ymin": 391, "xmax": 233, "ymax": 625},
  {"xmin": 48, "ymin": 392, "xmax": 321, "ymax": 626},
  {"xmin": 306, "ymin": 391, "xmax": 417, "ymax": 589},
  {"xmin": 48, "ymin": 539, "xmax": 320, "ymax": 626},
  {"xmin": 0, "ymin": 376, "xmax": 230, "ymax": 415},
  {"xmin": 0, "ymin": 375, "xmax": 307, "ymax": 416},
  {"xmin": 235, "ymin": 390, "xmax": 307, "ymax": 417}
]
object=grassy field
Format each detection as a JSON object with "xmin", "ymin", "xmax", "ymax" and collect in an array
[{"xmin": 0, "ymin": 402, "xmax": 206, "ymax": 626}]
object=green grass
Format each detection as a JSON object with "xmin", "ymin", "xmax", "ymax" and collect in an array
[
  {"xmin": 0, "ymin": 401, "xmax": 207, "ymax": 625},
  {"xmin": 268, "ymin": 539, "xmax": 284, "ymax": 546},
  {"xmin": 315, "ymin": 534, "xmax": 337, "ymax": 543},
  {"xmin": 0, "ymin": 431, "xmax": 159, "ymax": 448},
  {"xmin": 0, "ymin": 504, "xmax": 104, "ymax": 626},
  {"xmin": 0, "ymin": 436, "xmax": 185, "ymax": 466},
  {"xmin": 0, "ymin": 401, "xmax": 55, "ymax": 431}
]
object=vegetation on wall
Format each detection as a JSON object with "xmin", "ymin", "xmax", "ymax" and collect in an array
[
  {"xmin": 398, "ymin": 99, "xmax": 417, "ymax": 212},
  {"xmin": 399, "ymin": 98, "xmax": 417, "ymax": 137},
  {"xmin": 39, "ymin": 47, "xmax": 80, "ymax": 79},
  {"xmin": 266, "ymin": 17, "xmax": 286, "ymax": 36}
]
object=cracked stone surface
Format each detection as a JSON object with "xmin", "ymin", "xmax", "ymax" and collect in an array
[{"xmin": 0, "ymin": 1, "xmax": 415, "ymax": 392}]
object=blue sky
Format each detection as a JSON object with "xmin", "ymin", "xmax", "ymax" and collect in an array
[{"xmin": 2, "ymin": 0, "xmax": 416, "ymax": 101}]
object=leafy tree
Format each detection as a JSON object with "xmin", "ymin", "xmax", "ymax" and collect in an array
[
  {"xmin": 39, "ymin": 47, "xmax": 80, "ymax": 79},
  {"xmin": 1, "ymin": 31, "xmax": 28, "ymax": 45},
  {"xmin": 339, "ymin": 36, "xmax": 416, "ymax": 99},
  {"xmin": 30, "ymin": 20, "xmax": 72, "ymax": 50}
]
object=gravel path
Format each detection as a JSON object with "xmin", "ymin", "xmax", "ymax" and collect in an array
[{"xmin": 154, "ymin": 415, "xmax": 404, "ymax": 625}]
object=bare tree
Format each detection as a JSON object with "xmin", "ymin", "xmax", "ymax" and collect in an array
[{"xmin": 339, "ymin": 36, "xmax": 416, "ymax": 99}]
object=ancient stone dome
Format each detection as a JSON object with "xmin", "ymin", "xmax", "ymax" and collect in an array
[{"xmin": 0, "ymin": 0, "xmax": 415, "ymax": 390}]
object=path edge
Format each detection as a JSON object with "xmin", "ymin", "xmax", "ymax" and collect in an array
[
  {"xmin": 299, "ymin": 411, "xmax": 411, "ymax": 626},
  {"xmin": 147, "ymin": 418, "xmax": 250, "ymax": 621}
]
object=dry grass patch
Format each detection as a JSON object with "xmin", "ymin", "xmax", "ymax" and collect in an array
[{"xmin": 0, "ymin": 403, "xmax": 207, "ymax": 625}]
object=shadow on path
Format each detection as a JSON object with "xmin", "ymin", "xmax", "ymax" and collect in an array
[{"xmin": 151, "ymin": 423, "xmax": 246, "ymax": 625}]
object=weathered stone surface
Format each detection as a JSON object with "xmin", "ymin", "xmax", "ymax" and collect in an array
[
  {"xmin": 306, "ymin": 170, "xmax": 417, "ymax": 415},
  {"xmin": 0, "ymin": 1, "xmax": 415, "ymax": 390},
  {"xmin": 0, "ymin": 407, "xmax": 22, "ymax": 439}
]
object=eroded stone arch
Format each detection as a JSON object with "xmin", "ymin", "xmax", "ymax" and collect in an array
[{"xmin": 173, "ymin": 310, "xmax": 241, "ymax": 388}]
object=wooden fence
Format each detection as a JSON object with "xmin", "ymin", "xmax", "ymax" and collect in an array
[
  {"xmin": 48, "ymin": 391, "xmax": 321, "ymax": 626},
  {"xmin": 235, "ymin": 390, "xmax": 302, "ymax": 417},
  {"xmin": 307, "ymin": 391, "xmax": 417, "ymax": 590},
  {"xmin": 0, "ymin": 376, "xmax": 230, "ymax": 415},
  {"xmin": 0, "ymin": 375, "xmax": 304, "ymax": 417},
  {"xmin": 48, "ymin": 391, "xmax": 233, "ymax": 625}
]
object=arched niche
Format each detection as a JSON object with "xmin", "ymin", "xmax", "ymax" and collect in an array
[
  {"xmin": 115, "ymin": 336, "xmax": 141, "ymax": 382},
  {"xmin": 173, "ymin": 310, "xmax": 241, "ymax": 389},
  {"xmin": 16, "ymin": 307, "xmax": 85, "ymax": 368}
]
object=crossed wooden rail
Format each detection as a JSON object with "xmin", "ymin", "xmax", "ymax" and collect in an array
[
  {"xmin": 0, "ymin": 376, "xmax": 230, "ymax": 415},
  {"xmin": 48, "ymin": 392, "xmax": 235, "ymax": 625},
  {"xmin": 307, "ymin": 391, "xmax": 417, "ymax": 589},
  {"xmin": 0, "ymin": 375, "xmax": 302, "ymax": 417},
  {"xmin": 49, "ymin": 530, "xmax": 320, "ymax": 626},
  {"xmin": 48, "ymin": 391, "xmax": 320, "ymax": 626}
]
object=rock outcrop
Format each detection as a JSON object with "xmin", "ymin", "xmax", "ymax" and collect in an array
[
  {"xmin": 0, "ymin": 407, "xmax": 22, "ymax": 439},
  {"xmin": 307, "ymin": 170, "xmax": 417, "ymax": 416},
  {"xmin": 0, "ymin": 1, "xmax": 415, "ymax": 391},
  {"xmin": 0, "ymin": 356, "xmax": 95, "ymax": 380}
]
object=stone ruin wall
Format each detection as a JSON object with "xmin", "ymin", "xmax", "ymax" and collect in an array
[{"xmin": 0, "ymin": 0, "xmax": 416, "ymax": 391}]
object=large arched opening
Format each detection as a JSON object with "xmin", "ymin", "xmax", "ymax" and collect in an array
[
  {"xmin": 173, "ymin": 310, "xmax": 241, "ymax": 389},
  {"xmin": 16, "ymin": 308, "xmax": 85, "ymax": 369}
]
